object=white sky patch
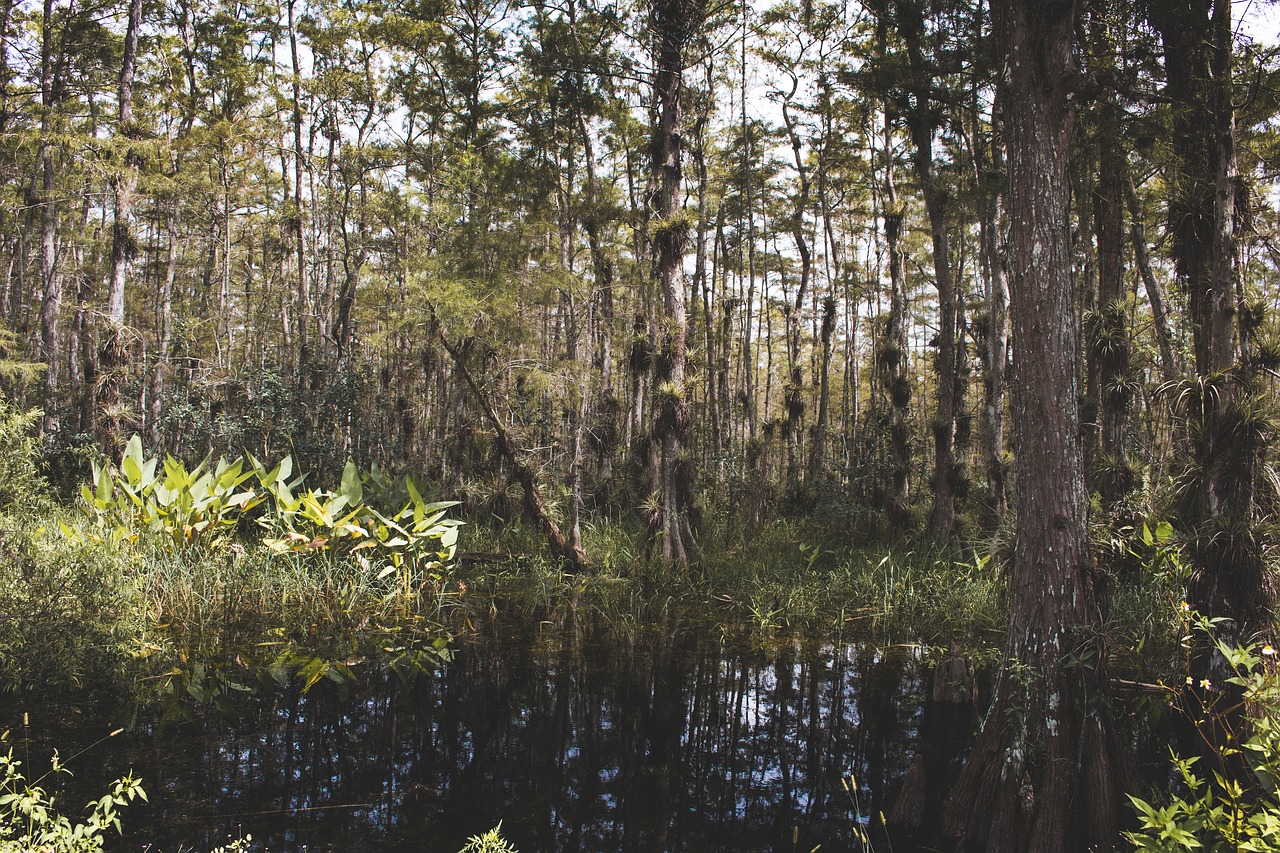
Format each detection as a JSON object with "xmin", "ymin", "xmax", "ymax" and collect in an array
[{"xmin": 1239, "ymin": 0, "xmax": 1280, "ymax": 47}]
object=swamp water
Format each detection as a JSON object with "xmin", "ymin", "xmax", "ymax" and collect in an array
[{"xmin": 48, "ymin": 620, "xmax": 978, "ymax": 852}]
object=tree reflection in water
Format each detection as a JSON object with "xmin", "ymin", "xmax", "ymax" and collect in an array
[{"xmin": 85, "ymin": 621, "xmax": 953, "ymax": 852}]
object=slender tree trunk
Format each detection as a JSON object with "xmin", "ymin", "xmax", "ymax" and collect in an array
[
  {"xmin": 781, "ymin": 93, "xmax": 811, "ymax": 489},
  {"xmin": 942, "ymin": 3, "xmax": 1128, "ymax": 849},
  {"xmin": 880, "ymin": 101, "xmax": 912, "ymax": 534},
  {"xmin": 693, "ymin": 104, "xmax": 723, "ymax": 468},
  {"xmin": 150, "ymin": 203, "xmax": 177, "ymax": 442},
  {"xmin": 889, "ymin": 0, "xmax": 957, "ymax": 538},
  {"xmin": 740, "ymin": 11, "xmax": 757, "ymax": 445},
  {"xmin": 288, "ymin": 0, "xmax": 310, "ymax": 363},
  {"xmin": 37, "ymin": 0, "xmax": 60, "ymax": 434},
  {"xmin": 1124, "ymin": 173, "xmax": 1179, "ymax": 384},
  {"xmin": 977, "ymin": 86, "xmax": 1009, "ymax": 519},
  {"xmin": 0, "ymin": 0, "xmax": 13, "ymax": 133},
  {"xmin": 106, "ymin": 0, "xmax": 143, "ymax": 327},
  {"xmin": 646, "ymin": 0, "xmax": 703, "ymax": 564},
  {"xmin": 1092, "ymin": 119, "xmax": 1132, "ymax": 501},
  {"xmin": 808, "ymin": 295, "xmax": 835, "ymax": 482}
]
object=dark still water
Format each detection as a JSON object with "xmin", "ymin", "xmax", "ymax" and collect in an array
[{"xmin": 51, "ymin": 620, "xmax": 967, "ymax": 852}]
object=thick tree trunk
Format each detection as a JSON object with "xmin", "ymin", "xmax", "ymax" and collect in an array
[{"xmin": 941, "ymin": 2, "xmax": 1127, "ymax": 849}]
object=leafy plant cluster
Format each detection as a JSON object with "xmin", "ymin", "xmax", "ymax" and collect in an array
[
  {"xmin": 0, "ymin": 733, "xmax": 145, "ymax": 853},
  {"xmin": 1127, "ymin": 610, "xmax": 1280, "ymax": 851},
  {"xmin": 79, "ymin": 434, "xmax": 461, "ymax": 587}
]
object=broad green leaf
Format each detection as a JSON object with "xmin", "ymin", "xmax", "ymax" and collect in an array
[{"xmin": 340, "ymin": 460, "xmax": 363, "ymax": 505}]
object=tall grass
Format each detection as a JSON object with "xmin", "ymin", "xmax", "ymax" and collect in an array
[{"xmin": 452, "ymin": 515, "xmax": 1008, "ymax": 648}]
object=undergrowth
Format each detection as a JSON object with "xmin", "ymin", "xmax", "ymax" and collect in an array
[{"xmin": 452, "ymin": 515, "xmax": 1007, "ymax": 647}]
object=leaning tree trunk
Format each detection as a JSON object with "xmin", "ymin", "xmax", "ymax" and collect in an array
[
  {"xmin": 438, "ymin": 320, "xmax": 592, "ymax": 573},
  {"xmin": 941, "ymin": 2, "xmax": 1128, "ymax": 850},
  {"xmin": 646, "ymin": 0, "xmax": 703, "ymax": 564},
  {"xmin": 1124, "ymin": 172, "xmax": 1179, "ymax": 385}
]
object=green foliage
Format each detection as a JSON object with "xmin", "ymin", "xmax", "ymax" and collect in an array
[
  {"xmin": 0, "ymin": 741, "xmax": 146, "ymax": 853},
  {"xmin": 0, "ymin": 524, "xmax": 142, "ymax": 700},
  {"xmin": 78, "ymin": 438, "xmax": 461, "ymax": 585},
  {"xmin": 253, "ymin": 456, "xmax": 461, "ymax": 590},
  {"xmin": 1126, "ymin": 611, "xmax": 1280, "ymax": 852},
  {"xmin": 0, "ymin": 322, "xmax": 43, "ymax": 390},
  {"xmin": 80, "ymin": 435, "xmax": 262, "ymax": 548},
  {"xmin": 1107, "ymin": 521, "xmax": 1188, "ymax": 676},
  {"xmin": 0, "ymin": 400, "xmax": 50, "ymax": 515},
  {"xmin": 458, "ymin": 824, "xmax": 519, "ymax": 853}
]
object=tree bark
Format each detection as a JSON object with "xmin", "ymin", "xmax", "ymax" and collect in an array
[
  {"xmin": 941, "ymin": 2, "xmax": 1128, "ymax": 849},
  {"xmin": 646, "ymin": 0, "xmax": 703, "ymax": 564},
  {"xmin": 106, "ymin": 0, "xmax": 143, "ymax": 328},
  {"xmin": 37, "ymin": 0, "xmax": 61, "ymax": 434},
  {"xmin": 439, "ymin": 321, "xmax": 592, "ymax": 573}
]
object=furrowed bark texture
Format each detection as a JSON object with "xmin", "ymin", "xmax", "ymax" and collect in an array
[
  {"xmin": 647, "ymin": 0, "xmax": 702, "ymax": 564},
  {"xmin": 941, "ymin": 2, "xmax": 1127, "ymax": 849}
]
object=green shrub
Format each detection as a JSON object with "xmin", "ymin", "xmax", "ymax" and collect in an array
[
  {"xmin": 0, "ymin": 522, "xmax": 143, "ymax": 701},
  {"xmin": 0, "ymin": 736, "xmax": 146, "ymax": 853},
  {"xmin": 1126, "ymin": 611, "xmax": 1280, "ymax": 851},
  {"xmin": 0, "ymin": 401, "xmax": 49, "ymax": 515}
]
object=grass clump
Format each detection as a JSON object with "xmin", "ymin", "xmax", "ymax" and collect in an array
[{"xmin": 454, "ymin": 514, "xmax": 1007, "ymax": 648}]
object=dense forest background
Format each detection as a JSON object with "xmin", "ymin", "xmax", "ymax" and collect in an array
[
  {"xmin": 0, "ymin": 0, "xmax": 1277, "ymax": 558},
  {"xmin": 4, "ymin": 1, "xmax": 1280, "ymax": 849}
]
